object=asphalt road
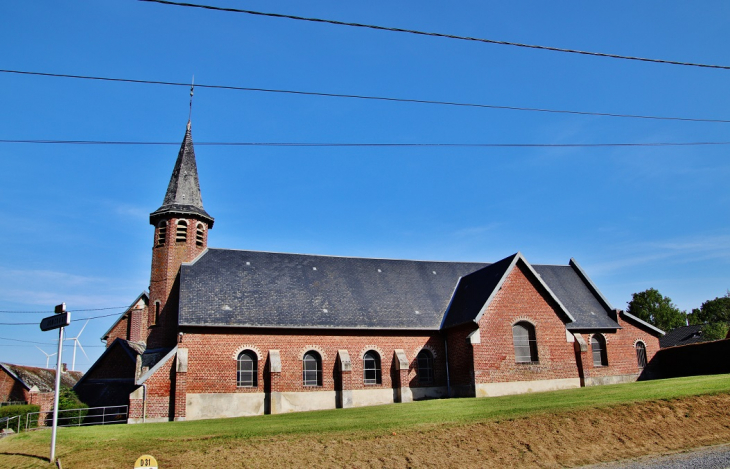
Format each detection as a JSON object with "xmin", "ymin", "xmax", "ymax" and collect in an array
[{"xmin": 582, "ymin": 444, "xmax": 730, "ymax": 469}]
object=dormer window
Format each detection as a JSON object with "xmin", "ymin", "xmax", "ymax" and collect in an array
[
  {"xmin": 176, "ymin": 220, "xmax": 188, "ymax": 243},
  {"xmin": 196, "ymin": 223, "xmax": 205, "ymax": 247},
  {"xmin": 156, "ymin": 221, "xmax": 167, "ymax": 246}
]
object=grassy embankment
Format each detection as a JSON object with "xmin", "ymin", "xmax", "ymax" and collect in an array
[{"xmin": 1, "ymin": 373, "xmax": 730, "ymax": 468}]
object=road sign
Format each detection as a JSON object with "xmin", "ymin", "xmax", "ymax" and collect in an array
[
  {"xmin": 134, "ymin": 454, "xmax": 159, "ymax": 468},
  {"xmin": 40, "ymin": 312, "xmax": 71, "ymax": 331}
]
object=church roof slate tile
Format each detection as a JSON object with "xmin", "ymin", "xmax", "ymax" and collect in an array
[
  {"xmin": 149, "ymin": 123, "xmax": 213, "ymax": 226},
  {"xmin": 178, "ymin": 248, "xmax": 621, "ymax": 332}
]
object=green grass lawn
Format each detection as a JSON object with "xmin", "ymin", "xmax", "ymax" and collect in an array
[
  {"xmin": 2, "ymin": 373, "xmax": 730, "ymax": 466},
  {"xmin": 9, "ymin": 374, "xmax": 730, "ymax": 444}
]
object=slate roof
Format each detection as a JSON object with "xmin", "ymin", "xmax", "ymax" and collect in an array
[
  {"xmin": 441, "ymin": 254, "xmax": 517, "ymax": 329},
  {"xmin": 149, "ymin": 122, "xmax": 214, "ymax": 226},
  {"xmin": 180, "ymin": 248, "xmax": 486, "ymax": 329},
  {"xmin": 0, "ymin": 363, "xmax": 82, "ymax": 392},
  {"xmin": 660, "ymin": 324, "xmax": 706, "ymax": 348},
  {"xmin": 532, "ymin": 264, "xmax": 619, "ymax": 330},
  {"xmin": 179, "ymin": 248, "xmax": 623, "ymax": 332}
]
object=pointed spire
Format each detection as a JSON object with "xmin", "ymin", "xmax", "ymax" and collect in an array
[{"xmin": 150, "ymin": 122, "xmax": 214, "ymax": 227}]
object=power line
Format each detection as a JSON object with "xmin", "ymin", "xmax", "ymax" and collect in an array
[
  {"xmin": 139, "ymin": 0, "xmax": 730, "ymax": 71},
  {"xmin": 2, "ymin": 68, "xmax": 729, "ymax": 124},
  {"xmin": 0, "ymin": 306, "xmax": 129, "ymax": 314},
  {"xmin": 1, "ymin": 139, "xmax": 729, "ymax": 148},
  {"xmin": 0, "ymin": 336, "xmax": 56, "ymax": 345},
  {"xmin": 0, "ymin": 312, "xmax": 123, "ymax": 325}
]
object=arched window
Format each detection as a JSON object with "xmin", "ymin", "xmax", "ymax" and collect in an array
[
  {"xmin": 513, "ymin": 322, "xmax": 538, "ymax": 363},
  {"xmin": 363, "ymin": 351, "xmax": 381, "ymax": 385},
  {"xmin": 176, "ymin": 220, "xmax": 188, "ymax": 243},
  {"xmin": 635, "ymin": 341, "xmax": 647, "ymax": 369},
  {"xmin": 303, "ymin": 351, "xmax": 322, "ymax": 386},
  {"xmin": 195, "ymin": 223, "xmax": 205, "ymax": 247},
  {"xmin": 416, "ymin": 349, "xmax": 434, "ymax": 384},
  {"xmin": 591, "ymin": 335, "xmax": 608, "ymax": 367},
  {"xmin": 237, "ymin": 351, "xmax": 258, "ymax": 387},
  {"xmin": 157, "ymin": 221, "xmax": 167, "ymax": 246}
]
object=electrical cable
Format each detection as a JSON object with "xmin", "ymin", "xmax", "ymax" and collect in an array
[
  {"xmin": 1, "ymin": 139, "xmax": 729, "ymax": 148},
  {"xmin": 2, "ymin": 68, "xmax": 729, "ymax": 124},
  {"xmin": 139, "ymin": 0, "xmax": 730, "ymax": 71},
  {"xmin": 0, "ymin": 306, "xmax": 129, "ymax": 314},
  {"xmin": 0, "ymin": 312, "xmax": 125, "ymax": 325}
]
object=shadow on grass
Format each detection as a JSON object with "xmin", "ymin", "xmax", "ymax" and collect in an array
[{"xmin": 0, "ymin": 452, "xmax": 48, "ymax": 461}]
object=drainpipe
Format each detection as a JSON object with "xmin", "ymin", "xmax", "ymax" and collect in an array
[
  {"xmin": 142, "ymin": 384, "xmax": 147, "ymax": 423},
  {"xmin": 442, "ymin": 333, "xmax": 451, "ymax": 398}
]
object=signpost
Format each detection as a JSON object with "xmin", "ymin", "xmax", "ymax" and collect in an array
[{"xmin": 40, "ymin": 303, "xmax": 71, "ymax": 464}]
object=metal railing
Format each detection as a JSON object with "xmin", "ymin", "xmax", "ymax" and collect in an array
[
  {"xmin": 0, "ymin": 415, "xmax": 22, "ymax": 434},
  {"xmin": 25, "ymin": 405, "xmax": 128, "ymax": 431}
]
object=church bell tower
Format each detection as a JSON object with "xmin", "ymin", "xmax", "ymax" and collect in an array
[{"xmin": 147, "ymin": 120, "xmax": 214, "ymax": 348}]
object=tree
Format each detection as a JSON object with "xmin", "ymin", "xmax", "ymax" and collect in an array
[
  {"xmin": 687, "ymin": 293, "xmax": 730, "ymax": 325},
  {"xmin": 687, "ymin": 293, "xmax": 730, "ymax": 340},
  {"xmin": 626, "ymin": 288, "xmax": 687, "ymax": 332}
]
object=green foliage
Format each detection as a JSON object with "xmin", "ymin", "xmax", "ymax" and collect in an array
[
  {"xmin": 687, "ymin": 293, "xmax": 730, "ymax": 325},
  {"xmin": 57, "ymin": 386, "xmax": 87, "ymax": 411},
  {"xmin": 47, "ymin": 387, "xmax": 89, "ymax": 426},
  {"xmin": 686, "ymin": 293, "xmax": 730, "ymax": 341},
  {"xmin": 626, "ymin": 288, "xmax": 687, "ymax": 332},
  {"xmin": 0, "ymin": 404, "xmax": 40, "ymax": 429},
  {"xmin": 700, "ymin": 321, "xmax": 730, "ymax": 341}
]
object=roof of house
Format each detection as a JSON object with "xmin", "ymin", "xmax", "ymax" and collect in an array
[
  {"xmin": 149, "ymin": 122, "xmax": 213, "ymax": 226},
  {"xmin": 660, "ymin": 324, "xmax": 706, "ymax": 348},
  {"xmin": 179, "ymin": 249, "xmax": 622, "ymax": 332},
  {"xmin": 0, "ymin": 363, "xmax": 82, "ymax": 392}
]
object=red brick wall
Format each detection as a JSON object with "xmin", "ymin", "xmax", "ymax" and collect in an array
[
  {"xmin": 0, "ymin": 368, "xmax": 29, "ymax": 403},
  {"xmin": 178, "ymin": 328, "xmax": 446, "ymax": 395},
  {"xmin": 28, "ymin": 392, "xmax": 55, "ymax": 426},
  {"xmin": 105, "ymin": 305, "xmax": 148, "ymax": 347},
  {"xmin": 132, "ymin": 354, "xmax": 175, "ymax": 420},
  {"xmin": 472, "ymin": 263, "xmax": 578, "ymax": 384},
  {"xmin": 105, "ymin": 315, "xmax": 130, "ymax": 347},
  {"xmin": 445, "ymin": 323, "xmax": 476, "ymax": 388},
  {"xmin": 148, "ymin": 217, "xmax": 209, "ymax": 349},
  {"xmin": 570, "ymin": 314, "xmax": 660, "ymax": 383}
]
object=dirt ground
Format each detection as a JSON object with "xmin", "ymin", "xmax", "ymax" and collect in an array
[
  {"xmin": 169, "ymin": 393, "xmax": 730, "ymax": 468},
  {"xmin": 3, "ymin": 393, "xmax": 730, "ymax": 468}
]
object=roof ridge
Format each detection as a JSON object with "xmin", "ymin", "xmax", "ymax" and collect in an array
[{"xmin": 203, "ymin": 247, "xmax": 492, "ymax": 265}]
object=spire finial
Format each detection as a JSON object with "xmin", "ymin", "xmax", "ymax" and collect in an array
[{"xmin": 188, "ymin": 75, "xmax": 195, "ymax": 125}]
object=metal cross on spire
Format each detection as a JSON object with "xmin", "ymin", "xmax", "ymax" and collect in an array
[{"xmin": 188, "ymin": 75, "xmax": 195, "ymax": 125}]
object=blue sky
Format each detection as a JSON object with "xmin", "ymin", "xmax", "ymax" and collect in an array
[{"xmin": 1, "ymin": 1, "xmax": 729, "ymax": 371}]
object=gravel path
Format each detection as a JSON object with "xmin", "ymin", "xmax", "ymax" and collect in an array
[{"xmin": 582, "ymin": 444, "xmax": 730, "ymax": 469}]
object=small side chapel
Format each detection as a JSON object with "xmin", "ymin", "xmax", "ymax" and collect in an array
[{"xmin": 75, "ymin": 121, "xmax": 664, "ymax": 422}]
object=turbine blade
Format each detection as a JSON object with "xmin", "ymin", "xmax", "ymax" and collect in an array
[
  {"xmin": 77, "ymin": 339, "xmax": 89, "ymax": 360},
  {"xmin": 77, "ymin": 319, "xmax": 89, "ymax": 337}
]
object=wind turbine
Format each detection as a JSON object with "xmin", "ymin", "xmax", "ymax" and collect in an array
[
  {"xmin": 64, "ymin": 320, "xmax": 89, "ymax": 371},
  {"xmin": 36, "ymin": 346, "xmax": 57, "ymax": 369}
]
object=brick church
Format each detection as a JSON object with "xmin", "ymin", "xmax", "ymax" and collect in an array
[{"xmin": 75, "ymin": 121, "xmax": 664, "ymax": 423}]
